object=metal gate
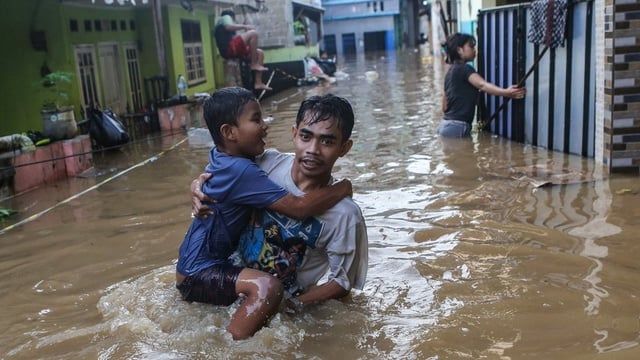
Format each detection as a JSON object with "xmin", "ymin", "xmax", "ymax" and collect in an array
[{"xmin": 477, "ymin": 0, "xmax": 595, "ymax": 157}]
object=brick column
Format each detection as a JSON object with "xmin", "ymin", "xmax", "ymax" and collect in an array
[
  {"xmin": 595, "ymin": 0, "xmax": 606, "ymax": 167},
  {"xmin": 603, "ymin": 0, "xmax": 640, "ymax": 174}
]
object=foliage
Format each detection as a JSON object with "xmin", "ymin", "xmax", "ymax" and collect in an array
[
  {"xmin": 293, "ymin": 21, "xmax": 306, "ymax": 35},
  {"xmin": 40, "ymin": 71, "xmax": 74, "ymax": 111},
  {"xmin": 0, "ymin": 208, "xmax": 17, "ymax": 219}
]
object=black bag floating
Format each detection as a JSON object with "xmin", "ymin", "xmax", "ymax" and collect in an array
[
  {"xmin": 88, "ymin": 108, "xmax": 130, "ymax": 148},
  {"xmin": 311, "ymin": 57, "xmax": 336, "ymax": 76}
]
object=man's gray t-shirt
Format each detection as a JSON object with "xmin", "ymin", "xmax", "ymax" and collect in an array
[{"xmin": 254, "ymin": 149, "xmax": 368, "ymax": 291}]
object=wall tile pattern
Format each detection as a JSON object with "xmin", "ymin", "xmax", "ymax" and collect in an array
[{"xmin": 604, "ymin": 0, "xmax": 640, "ymax": 173}]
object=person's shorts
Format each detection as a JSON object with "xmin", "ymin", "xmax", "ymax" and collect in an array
[
  {"xmin": 226, "ymin": 36, "xmax": 250, "ymax": 59},
  {"xmin": 437, "ymin": 119, "xmax": 472, "ymax": 138},
  {"xmin": 176, "ymin": 263, "xmax": 243, "ymax": 306}
]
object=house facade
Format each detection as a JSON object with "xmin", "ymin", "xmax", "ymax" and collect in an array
[
  {"xmin": 321, "ymin": 0, "xmax": 422, "ymax": 55},
  {"xmin": 0, "ymin": 0, "xmax": 324, "ymax": 138},
  {"xmin": 3, "ymin": 0, "xmax": 639, "ymax": 175}
]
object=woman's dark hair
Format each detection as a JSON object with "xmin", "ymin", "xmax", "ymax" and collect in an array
[
  {"xmin": 203, "ymin": 87, "xmax": 256, "ymax": 146},
  {"xmin": 444, "ymin": 33, "xmax": 476, "ymax": 64},
  {"xmin": 295, "ymin": 94, "xmax": 354, "ymax": 142}
]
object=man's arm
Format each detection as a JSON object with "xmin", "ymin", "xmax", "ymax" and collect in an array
[
  {"xmin": 191, "ymin": 173, "xmax": 214, "ymax": 217},
  {"xmin": 190, "ymin": 172, "xmax": 353, "ymax": 220},
  {"xmin": 294, "ymin": 281, "xmax": 349, "ymax": 305},
  {"xmin": 267, "ymin": 181, "xmax": 351, "ymax": 220},
  {"xmin": 291, "ymin": 204, "xmax": 368, "ymax": 308},
  {"xmin": 224, "ymin": 24, "xmax": 254, "ymax": 32}
]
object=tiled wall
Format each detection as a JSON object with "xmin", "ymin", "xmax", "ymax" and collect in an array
[
  {"xmin": 595, "ymin": 0, "xmax": 605, "ymax": 166},
  {"xmin": 603, "ymin": 0, "xmax": 640, "ymax": 174}
]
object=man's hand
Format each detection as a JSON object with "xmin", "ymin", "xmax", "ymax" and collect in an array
[
  {"xmin": 191, "ymin": 173, "xmax": 214, "ymax": 218},
  {"xmin": 295, "ymin": 281, "xmax": 349, "ymax": 305}
]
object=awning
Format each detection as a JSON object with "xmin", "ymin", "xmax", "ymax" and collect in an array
[{"xmin": 292, "ymin": 0, "xmax": 324, "ymax": 24}]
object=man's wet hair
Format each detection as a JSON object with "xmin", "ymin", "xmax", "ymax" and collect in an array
[
  {"xmin": 203, "ymin": 87, "xmax": 257, "ymax": 146},
  {"xmin": 295, "ymin": 94, "xmax": 355, "ymax": 142},
  {"xmin": 444, "ymin": 33, "xmax": 476, "ymax": 64}
]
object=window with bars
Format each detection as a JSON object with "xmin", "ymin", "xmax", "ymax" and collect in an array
[
  {"xmin": 181, "ymin": 20, "xmax": 206, "ymax": 85},
  {"xmin": 74, "ymin": 46, "xmax": 101, "ymax": 113},
  {"xmin": 124, "ymin": 45, "xmax": 143, "ymax": 112}
]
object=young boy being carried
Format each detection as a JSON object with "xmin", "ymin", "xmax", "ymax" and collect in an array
[{"xmin": 176, "ymin": 87, "xmax": 352, "ymax": 340}]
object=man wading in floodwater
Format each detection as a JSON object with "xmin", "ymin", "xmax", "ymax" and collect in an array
[
  {"xmin": 191, "ymin": 94, "xmax": 368, "ymax": 336},
  {"xmin": 176, "ymin": 88, "xmax": 354, "ymax": 340}
]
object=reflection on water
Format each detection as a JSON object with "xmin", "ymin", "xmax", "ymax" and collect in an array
[{"xmin": 2, "ymin": 48, "xmax": 640, "ymax": 359}]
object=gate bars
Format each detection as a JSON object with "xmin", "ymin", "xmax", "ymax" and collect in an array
[{"xmin": 477, "ymin": 0, "xmax": 595, "ymax": 158}]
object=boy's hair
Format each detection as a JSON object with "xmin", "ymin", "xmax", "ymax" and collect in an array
[
  {"xmin": 444, "ymin": 33, "xmax": 476, "ymax": 64},
  {"xmin": 221, "ymin": 9, "xmax": 235, "ymax": 18},
  {"xmin": 203, "ymin": 87, "xmax": 257, "ymax": 146},
  {"xmin": 295, "ymin": 94, "xmax": 354, "ymax": 142}
]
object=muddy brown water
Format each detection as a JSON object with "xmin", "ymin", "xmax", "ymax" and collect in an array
[{"xmin": 1, "ymin": 48, "xmax": 640, "ymax": 359}]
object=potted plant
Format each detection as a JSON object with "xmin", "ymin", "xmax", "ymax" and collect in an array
[{"xmin": 39, "ymin": 71, "xmax": 78, "ymax": 140}]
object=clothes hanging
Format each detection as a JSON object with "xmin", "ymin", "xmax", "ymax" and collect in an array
[{"xmin": 527, "ymin": 0, "xmax": 569, "ymax": 48}]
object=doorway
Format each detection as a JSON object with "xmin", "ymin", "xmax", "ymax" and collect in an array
[
  {"xmin": 342, "ymin": 33, "xmax": 356, "ymax": 54},
  {"xmin": 364, "ymin": 31, "xmax": 388, "ymax": 52},
  {"xmin": 98, "ymin": 43, "xmax": 125, "ymax": 114},
  {"xmin": 323, "ymin": 34, "xmax": 337, "ymax": 56}
]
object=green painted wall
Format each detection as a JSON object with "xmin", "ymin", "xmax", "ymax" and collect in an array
[
  {"xmin": 0, "ymin": 2, "xmax": 220, "ymax": 138},
  {"xmin": 136, "ymin": 8, "xmax": 162, "ymax": 79},
  {"xmin": 0, "ymin": 2, "xmax": 310, "ymax": 138},
  {"xmin": 265, "ymin": 45, "xmax": 319, "ymax": 63},
  {"xmin": 61, "ymin": 5, "xmax": 141, "ymax": 114},
  {"xmin": 165, "ymin": 6, "xmax": 216, "ymax": 96},
  {"xmin": 0, "ymin": 2, "xmax": 148, "ymax": 135},
  {"xmin": 0, "ymin": 1, "xmax": 68, "ymax": 135}
]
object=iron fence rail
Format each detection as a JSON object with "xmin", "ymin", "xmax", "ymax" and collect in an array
[{"xmin": 477, "ymin": 0, "xmax": 595, "ymax": 158}]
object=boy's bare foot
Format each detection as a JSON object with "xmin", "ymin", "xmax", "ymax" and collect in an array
[
  {"xmin": 251, "ymin": 66, "xmax": 269, "ymax": 72},
  {"xmin": 255, "ymin": 83, "xmax": 272, "ymax": 91}
]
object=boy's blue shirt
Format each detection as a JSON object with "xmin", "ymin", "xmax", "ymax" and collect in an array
[{"xmin": 177, "ymin": 147, "xmax": 288, "ymax": 276}]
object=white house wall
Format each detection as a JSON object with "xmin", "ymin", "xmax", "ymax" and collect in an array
[
  {"xmin": 322, "ymin": 0, "xmax": 400, "ymax": 55},
  {"xmin": 459, "ymin": 0, "xmax": 481, "ymax": 34},
  {"xmin": 323, "ymin": 0, "xmax": 399, "ymax": 19},
  {"xmin": 324, "ymin": 16, "xmax": 395, "ymax": 54}
]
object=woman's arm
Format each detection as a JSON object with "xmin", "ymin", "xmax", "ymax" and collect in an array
[{"xmin": 468, "ymin": 73, "xmax": 526, "ymax": 99}]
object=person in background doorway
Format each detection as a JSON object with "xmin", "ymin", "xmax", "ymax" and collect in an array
[
  {"xmin": 214, "ymin": 9, "xmax": 272, "ymax": 91},
  {"xmin": 438, "ymin": 33, "xmax": 526, "ymax": 138}
]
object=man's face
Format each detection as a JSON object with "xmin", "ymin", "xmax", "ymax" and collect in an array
[{"xmin": 291, "ymin": 113, "xmax": 352, "ymax": 181}]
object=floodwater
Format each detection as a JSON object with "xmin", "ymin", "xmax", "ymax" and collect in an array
[{"xmin": 2, "ymin": 48, "xmax": 640, "ymax": 360}]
